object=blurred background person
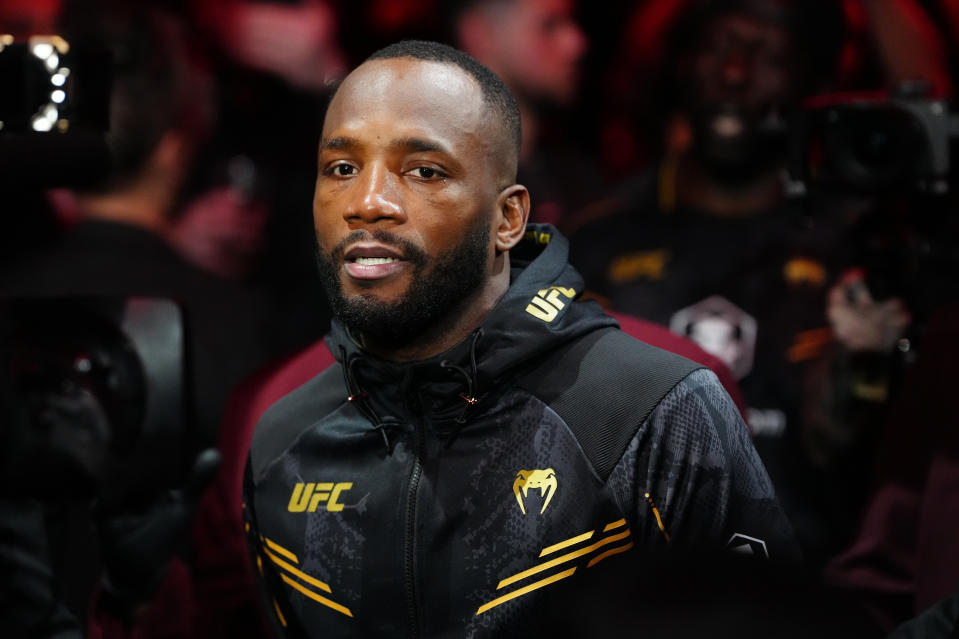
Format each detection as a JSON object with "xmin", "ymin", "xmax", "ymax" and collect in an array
[
  {"xmin": 598, "ymin": 0, "xmax": 952, "ymax": 178},
  {"xmin": 448, "ymin": 0, "xmax": 605, "ymax": 231},
  {"xmin": 794, "ymin": 0, "xmax": 957, "ymax": 594},
  {"xmin": 0, "ymin": 0, "xmax": 272, "ymax": 450},
  {"xmin": 181, "ymin": 0, "xmax": 348, "ymax": 353},
  {"xmin": 571, "ymin": 0, "xmax": 849, "ymax": 565},
  {"xmin": 807, "ymin": 4, "xmax": 959, "ymax": 633},
  {"xmin": 824, "ymin": 302, "xmax": 959, "ymax": 634},
  {"xmin": 0, "ymin": 2, "xmax": 285, "ymax": 636},
  {"xmin": 166, "ymin": 153, "xmax": 271, "ymax": 282},
  {"xmin": 569, "ymin": 0, "xmax": 952, "ymax": 568},
  {"xmin": 197, "ymin": 0, "xmax": 345, "ymax": 93}
]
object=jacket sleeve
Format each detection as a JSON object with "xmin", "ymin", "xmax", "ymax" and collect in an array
[
  {"xmin": 610, "ymin": 368, "xmax": 801, "ymax": 562},
  {"xmin": 242, "ymin": 456, "xmax": 298, "ymax": 639}
]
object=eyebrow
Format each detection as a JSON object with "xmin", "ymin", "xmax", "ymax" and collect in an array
[
  {"xmin": 390, "ymin": 137, "xmax": 450, "ymax": 155},
  {"xmin": 320, "ymin": 136, "xmax": 358, "ymax": 152},
  {"xmin": 319, "ymin": 135, "xmax": 451, "ymax": 156}
]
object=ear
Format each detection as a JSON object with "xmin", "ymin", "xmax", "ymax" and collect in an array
[
  {"xmin": 494, "ymin": 184, "xmax": 530, "ymax": 253},
  {"xmin": 151, "ymin": 130, "xmax": 192, "ymax": 178}
]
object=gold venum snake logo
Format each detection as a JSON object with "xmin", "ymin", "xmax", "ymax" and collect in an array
[{"xmin": 513, "ymin": 469, "xmax": 557, "ymax": 515}]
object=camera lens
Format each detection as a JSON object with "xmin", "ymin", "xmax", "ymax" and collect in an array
[{"xmin": 824, "ymin": 106, "xmax": 925, "ymax": 190}]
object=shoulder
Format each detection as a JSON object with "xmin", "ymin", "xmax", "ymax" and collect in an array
[
  {"xmin": 517, "ymin": 326, "xmax": 706, "ymax": 479},
  {"xmin": 519, "ymin": 325, "xmax": 703, "ymax": 400},
  {"xmin": 611, "ymin": 311, "xmax": 747, "ymax": 418},
  {"xmin": 645, "ymin": 367, "xmax": 745, "ymax": 452},
  {"xmin": 249, "ymin": 358, "xmax": 346, "ymax": 479}
]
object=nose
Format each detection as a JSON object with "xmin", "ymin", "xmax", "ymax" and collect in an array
[
  {"xmin": 343, "ymin": 164, "xmax": 405, "ymax": 227},
  {"xmin": 720, "ymin": 50, "xmax": 749, "ymax": 88}
]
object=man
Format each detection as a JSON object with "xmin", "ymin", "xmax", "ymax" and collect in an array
[
  {"xmin": 825, "ymin": 304, "xmax": 959, "ymax": 634},
  {"xmin": 244, "ymin": 40, "xmax": 796, "ymax": 637},
  {"xmin": 569, "ymin": 0, "xmax": 850, "ymax": 562},
  {"xmin": 449, "ymin": 0, "xmax": 597, "ymax": 230},
  {"xmin": 570, "ymin": 0, "xmax": 952, "ymax": 565},
  {"xmin": 0, "ymin": 4, "xmax": 279, "ymax": 636}
]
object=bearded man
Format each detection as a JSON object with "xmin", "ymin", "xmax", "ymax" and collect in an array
[
  {"xmin": 569, "ymin": 0, "xmax": 850, "ymax": 563},
  {"xmin": 243, "ymin": 40, "xmax": 796, "ymax": 637}
]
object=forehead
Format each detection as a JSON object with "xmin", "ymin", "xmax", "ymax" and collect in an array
[
  {"xmin": 516, "ymin": 0, "xmax": 576, "ymax": 20},
  {"xmin": 323, "ymin": 58, "xmax": 489, "ymax": 145},
  {"xmin": 702, "ymin": 13, "xmax": 794, "ymax": 50}
]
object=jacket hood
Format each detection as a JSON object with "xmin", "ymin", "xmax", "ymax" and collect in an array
[{"xmin": 325, "ymin": 224, "xmax": 618, "ymax": 430}]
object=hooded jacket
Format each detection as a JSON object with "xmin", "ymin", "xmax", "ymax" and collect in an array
[{"xmin": 244, "ymin": 225, "xmax": 797, "ymax": 638}]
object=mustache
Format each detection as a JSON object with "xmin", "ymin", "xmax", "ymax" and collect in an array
[{"xmin": 329, "ymin": 229, "xmax": 428, "ymax": 265}]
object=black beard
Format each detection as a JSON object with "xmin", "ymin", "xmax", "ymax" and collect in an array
[{"xmin": 315, "ymin": 217, "xmax": 491, "ymax": 349}]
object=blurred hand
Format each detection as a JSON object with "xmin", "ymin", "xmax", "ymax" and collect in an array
[
  {"xmin": 168, "ymin": 185, "xmax": 268, "ymax": 280},
  {"xmin": 94, "ymin": 449, "xmax": 222, "ymax": 608},
  {"xmin": 827, "ymin": 271, "xmax": 912, "ymax": 352}
]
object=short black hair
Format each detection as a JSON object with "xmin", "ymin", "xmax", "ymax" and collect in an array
[
  {"xmin": 366, "ymin": 40, "xmax": 522, "ymax": 158},
  {"xmin": 59, "ymin": 1, "xmax": 211, "ymax": 191},
  {"xmin": 668, "ymin": 0, "xmax": 845, "ymax": 94}
]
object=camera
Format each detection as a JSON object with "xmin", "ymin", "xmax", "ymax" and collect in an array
[
  {"xmin": 0, "ymin": 297, "xmax": 186, "ymax": 503},
  {"xmin": 787, "ymin": 84, "xmax": 959, "ymax": 196},
  {"xmin": 0, "ymin": 34, "xmax": 111, "ymax": 188},
  {"xmin": 786, "ymin": 85, "xmax": 959, "ymax": 316}
]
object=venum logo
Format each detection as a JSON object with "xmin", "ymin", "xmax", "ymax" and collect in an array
[
  {"xmin": 287, "ymin": 482, "xmax": 353, "ymax": 513},
  {"xmin": 525, "ymin": 287, "xmax": 576, "ymax": 322},
  {"xmin": 513, "ymin": 469, "xmax": 557, "ymax": 515}
]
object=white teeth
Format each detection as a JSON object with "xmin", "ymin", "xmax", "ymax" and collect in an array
[{"xmin": 354, "ymin": 257, "xmax": 397, "ymax": 265}]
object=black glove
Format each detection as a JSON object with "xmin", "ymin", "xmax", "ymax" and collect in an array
[{"xmin": 94, "ymin": 448, "xmax": 222, "ymax": 609}]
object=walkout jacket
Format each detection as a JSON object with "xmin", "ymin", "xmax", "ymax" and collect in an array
[{"xmin": 244, "ymin": 225, "xmax": 798, "ymax": 638}]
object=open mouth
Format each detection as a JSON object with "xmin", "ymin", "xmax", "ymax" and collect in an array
[
  {"xmin": 352, "ymin": 256, "xmax": 399, "ymax": 266},
  {"xmin": 343, "ymin": 244, "xmax": 408, "ymax": 281}
]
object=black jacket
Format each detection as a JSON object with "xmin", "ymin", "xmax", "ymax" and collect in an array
[{"xmin": 244, "ymin": 225, "xmax": 797, "ymax": 638}]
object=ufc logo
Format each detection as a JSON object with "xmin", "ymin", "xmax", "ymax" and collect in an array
[
  {"xmin": 287, "ymin": 482, "xmax": 353, "ymax": 513},
  {"xmin": 525, "ymin": 287, "xmax": 576, "ymax": 322}
]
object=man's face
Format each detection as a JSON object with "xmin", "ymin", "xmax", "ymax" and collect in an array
[
  {"xmin": 683, "ymin": 13, "xmax": 801, "ymax": 178},
  {"xmin": 313, "ymin": 58, "xmax": 504, "ymax": 345},
  {"xmin": 688, "ymin": 13, "xmax": 800, "ymax": 116},
  {"xmin": 483, "ymin": 0, "xmax": 586, "ymax": 105}
]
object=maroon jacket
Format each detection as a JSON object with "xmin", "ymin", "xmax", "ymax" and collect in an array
[{"xmin": 825, "ymin": 305, "xmax": 959, "ymax": 632}]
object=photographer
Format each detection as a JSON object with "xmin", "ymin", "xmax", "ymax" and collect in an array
[
  {"xmin": 824, "ymin": 300, "xmax": 959, "ymax": 633},
  {"xmin": 569, "ymin": 0, "xmax": 850, "ymax": 564},
  {"xmin": 0, "ymin": 2, "xmax": 278, "ymax": 636},
  {"xmin": 807, "ymin": 99, "xmax": 959, "ymax": 634},
  {"xmin": 569, "ymin": 0, "xmax": 954, "ymax": 568}
]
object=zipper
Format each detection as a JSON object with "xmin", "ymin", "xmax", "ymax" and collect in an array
[{"xmin": 404, "ymin": 392, "xmax": 425, "ymax": 638}]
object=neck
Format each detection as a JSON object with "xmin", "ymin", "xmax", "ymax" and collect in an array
[
  {"xmin": 675, "ymin": 153, "xmax": 784, "ymax": 217},
  {"xmin": 76, "ymin": 178, "xmax": 173, "ymax": 233},
  {"xmin": 359, "ymin": 255, "xmax": 511, "ymax": 362}
]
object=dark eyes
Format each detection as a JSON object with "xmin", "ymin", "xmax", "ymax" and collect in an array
[
  {"xmin": 324, "ymin": 163, "xmax": 446, "ymax": 181},
  {"xmin": 411, "ymin": 166, "xmax": 439, "ymax": 179},
  {"xmin": 328, "ymin": 163, "xmax": 356, "ymax": 177}
]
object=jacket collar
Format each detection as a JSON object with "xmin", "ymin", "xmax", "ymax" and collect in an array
[{"xmin": 325, "ymin": 224, "xmax": 617, "ymax": 428}]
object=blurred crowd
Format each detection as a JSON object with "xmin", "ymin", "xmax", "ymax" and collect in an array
[{"xmin": 1, "ymin": 0, "xmax": 958, "ymax": 636}]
